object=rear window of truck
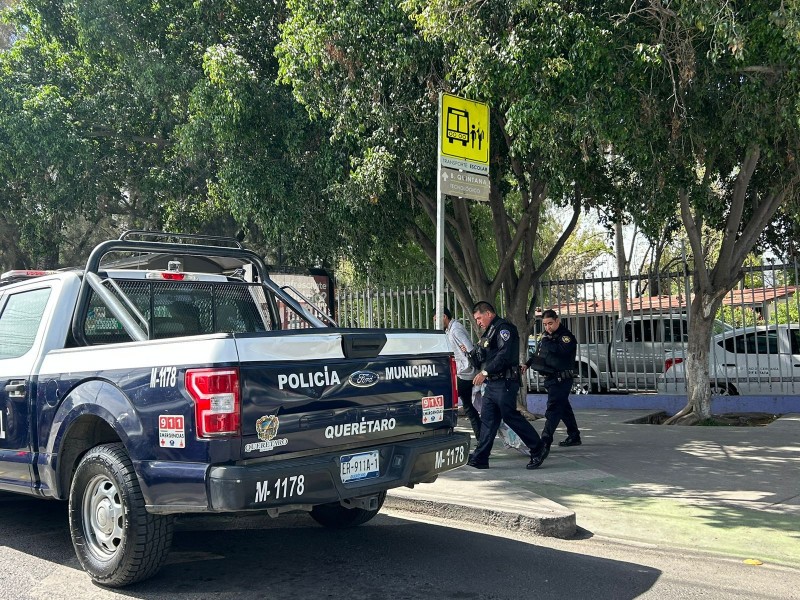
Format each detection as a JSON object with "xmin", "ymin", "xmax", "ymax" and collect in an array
[{"xmin": 82, "ymin": 279, "xmax": 270, "ymax": 344}]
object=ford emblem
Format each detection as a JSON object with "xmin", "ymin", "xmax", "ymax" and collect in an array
[{"xmin": 349, "ymin": 370, "xmax": 379, "ymax": 388}]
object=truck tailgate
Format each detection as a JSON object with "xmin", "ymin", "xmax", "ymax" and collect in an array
[{"xmin": 234, "ymin": 331, "xmax": 457, "ymax": 459}]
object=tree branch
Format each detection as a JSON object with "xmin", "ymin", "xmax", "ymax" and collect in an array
[
  {"xmin": 679, "ymin": 188, "xmax": 710, "ymax": 290},
  {"xmin": 407, "ymin": 221, "xmax": 473, "ymax": 309},
  {"xmin": 717, "ymin": 146, "xmax": 760, "ymax": 273},
  {"xmin": 531, "ymin": 189, "xmax": 581, "ymax": 283}
]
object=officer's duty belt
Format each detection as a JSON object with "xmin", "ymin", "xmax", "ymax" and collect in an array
[
  {"xmin": 545, "ymin": 370, "xmax": 575, "ymax": 381},
  {"xmin": 487, "ymin": 368, "xmax": 519, "ymax": 381}
]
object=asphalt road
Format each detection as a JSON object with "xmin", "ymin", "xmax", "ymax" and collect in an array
[{"xmin": 1, "ymin": 492, "xmax": 799, "ymax": 599}]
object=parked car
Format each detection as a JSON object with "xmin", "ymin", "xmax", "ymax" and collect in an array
[
  {"xmin": 657, "ymin": 323, "xmax": 800, "ymax": 395},
  {"xmin": 526, "ymin": 314, "xmax": 733, "ymax": 394}
]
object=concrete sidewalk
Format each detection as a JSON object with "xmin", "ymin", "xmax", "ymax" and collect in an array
[{"xmin": 386, "ymin": 409, "xmax": 800, "ymax": 568}]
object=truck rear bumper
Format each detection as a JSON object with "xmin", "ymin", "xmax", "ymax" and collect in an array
[{"xmin": 206, "ymin": 433, "xmax": 470, "ymax": 512}]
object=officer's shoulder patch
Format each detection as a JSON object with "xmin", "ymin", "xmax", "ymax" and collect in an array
[
  {"xmin": 562, "ymin": 335, "xmax": 572, "ymax": 343},
  {"xmin": 500, "ymin": 329, "xmax": 511, "ymax": 341}
]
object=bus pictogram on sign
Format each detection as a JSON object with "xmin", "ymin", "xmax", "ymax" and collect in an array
[
  {"xmin": 439, "ymin": 93, "xmax": 490, "ymax": 168},
  {"xmin": 446, "ymin": 108, "xmax": 470, "ymax": 145}
]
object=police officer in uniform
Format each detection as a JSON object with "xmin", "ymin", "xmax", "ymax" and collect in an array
[
  {"xmin": 524, "ymin": 309, "xmax": 582, "ymax": 458},
  {"xmin": 465, "ymin": 301, "xmax": 548, "ymax": 470}
]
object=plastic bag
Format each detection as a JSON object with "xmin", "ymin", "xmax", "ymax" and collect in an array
[
  {"xmin": 472, "ymin": 386, "xmax": 527, "ymax": 454},
  {"xmin": 498, "ymin": 423, "xmax": 527, "ymax": 453}
]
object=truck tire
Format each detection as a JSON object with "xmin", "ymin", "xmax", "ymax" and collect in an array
[
  {"xmin": 68, "ymin": 443, "xmax": 174, "ymax": 587},
  {"xmin": 310, "ymin": 491, "xmax": 386, "ymax": 529}
]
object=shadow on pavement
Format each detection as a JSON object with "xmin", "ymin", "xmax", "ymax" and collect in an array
[{"xmin": 0, "ymin": 492, "xmax": 660, "ymax": 600}]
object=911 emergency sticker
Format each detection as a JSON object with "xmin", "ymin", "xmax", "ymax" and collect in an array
[
  {"xmin": 159, "ymin": 415, "xmax": 185, "ymax": 448},
  {"xmin": 422, "ymin": 395, "xmax": 445, "ymax": 424}
]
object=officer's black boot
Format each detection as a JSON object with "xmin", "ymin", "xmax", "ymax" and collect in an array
[
  {"xmin": 559, "ymin": 435, "xmax": 582, "ymax": 447},
  {"xmin": 526, "ymin": 444, "xmax": 547, "ymax": 470}
]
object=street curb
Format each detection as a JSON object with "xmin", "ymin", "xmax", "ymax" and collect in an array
[
  {"xmin": 385, "ymin": 475, "xmax": 577, "ymax": 539},
  {"xmin": 384, "ymin": 495, "xmax": 577, "ymax": 539}
]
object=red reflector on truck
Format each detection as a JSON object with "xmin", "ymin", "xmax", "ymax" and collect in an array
[
  {"xmin": 0, "ymin": 269, "xmax": 57, "ymax": 280},
  {"xmin": 186, "ymin": 368, "xmax": 241, "ymax": 437},
  {"xmin": 664, "ymin": 357, "xmax": 684, "ymax": 371}
]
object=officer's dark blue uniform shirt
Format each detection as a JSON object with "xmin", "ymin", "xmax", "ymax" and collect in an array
[
  {"xmin": 537, "ymin": 324, "xmax": 577, "ymax": 373},
  {"xmin": 475, "ymin": 316, "xmax": 519, "ymax": 377}
]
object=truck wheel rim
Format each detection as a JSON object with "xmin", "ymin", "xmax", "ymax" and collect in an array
[{"xmin": 82, "ymin": 474, "xmax": 125, "ymax": 560}]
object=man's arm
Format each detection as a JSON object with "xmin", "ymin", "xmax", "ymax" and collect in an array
[{"xmin": 451, "ymin": 321, "xmax": 474, "ymax": 352}]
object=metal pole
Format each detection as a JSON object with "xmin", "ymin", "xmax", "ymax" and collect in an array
[{"xmin": 435, "ymin": 92, "xmax": 445, "ymax": 329}]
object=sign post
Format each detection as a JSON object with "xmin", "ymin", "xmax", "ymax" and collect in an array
[
  {"xmin": 436, "ymin": 92, "xmax": 445, "ymax": 329},
  {"xmin": 435, "ymin": 93, "xmax": 490, "ymax": 328}
]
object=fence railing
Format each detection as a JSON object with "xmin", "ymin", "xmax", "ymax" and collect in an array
[
  {"xmin": 334, "ymin": 284, "xmax": 478, "ymax": 333},
  {"xmin": 333, "ymin": 262, "xmax": 800, "ymax": 395}
]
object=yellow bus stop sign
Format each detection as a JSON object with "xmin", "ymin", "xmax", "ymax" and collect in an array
[{"xmin": 439, "ymin": 93, "xmax": 490, "ymax": 169}]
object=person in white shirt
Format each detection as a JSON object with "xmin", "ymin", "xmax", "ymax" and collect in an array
[{"xmin": 441, "ymin": 307, "xmax": 481, "ymax": 440}]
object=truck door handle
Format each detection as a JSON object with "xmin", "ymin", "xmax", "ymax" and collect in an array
[{"xmin": 4, "ymin": 380, "xmax": 26, "ymax": 398}]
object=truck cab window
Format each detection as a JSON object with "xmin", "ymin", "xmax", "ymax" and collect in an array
[
  {"xmin": 663, "ymin": 319, "xmax": 688, "ymax": 342},
  {"xmin": 626, "ymin": 320, "xmax": 655, "ymax": 343},
  {"xmin": 0, "ymin": 288, "xmax": 52, "ymax": 359}
]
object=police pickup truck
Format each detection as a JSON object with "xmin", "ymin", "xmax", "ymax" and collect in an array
[{"xmin": 0, "ymin": 232, "xmax": 469, "ymax": 587}]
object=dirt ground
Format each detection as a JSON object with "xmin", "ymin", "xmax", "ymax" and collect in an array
[
  {"xmin": 697, "ymin": 412, "xmax": 780, "ymax": 426},
  {"xmin": 653, "ymin": 412, "xmax": 780, "ymax": 426}
]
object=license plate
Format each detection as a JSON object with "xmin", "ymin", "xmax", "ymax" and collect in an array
[{"xmin": 340, "ymin": 450, "xmax": 380, "ymax": 483}]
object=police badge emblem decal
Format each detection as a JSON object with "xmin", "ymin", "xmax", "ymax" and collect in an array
[
  {"xmin": 562, "ymin": 336, "xmax": 571, "ymax": 343},
  {"xmin": 256, "ymin": 415, "xmax": 280, "ymax": 441},
  {"xmin": 500, "ymin": 329, "xmax": 511, "ymax": 341},
  {"xmin": 246, "ymin": 415, "xmax": 289, "ymax": 453}
]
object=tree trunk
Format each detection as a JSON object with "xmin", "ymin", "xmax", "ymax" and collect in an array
[
  {"xmin": 615, "ymin": 220, "xmax": 629, "ymax": 319},
  {"xmin": 682, "ymin": 297, "xmax": 716, "ymax": 420},
  {"xmin": 507, "ymin": 302, "xmax": 533, "ymax": 412},
  {"xmin": 666, "ymin": 289, "xmax": 726, "ymax": 424}
]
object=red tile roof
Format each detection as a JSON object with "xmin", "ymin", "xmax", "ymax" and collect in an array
[{"xmin": 537, "ymin": 287, "xmax": 798, "ymax": 317}]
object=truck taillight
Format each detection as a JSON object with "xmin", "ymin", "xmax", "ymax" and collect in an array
[
  {"xmin": 186, "ymin": 368, "xmax": 241, "ymax": 438},
  {"xmin": 449, "ymin": 357, "xmax": 458, "ymax": 409},
  {"xmin": 664, "ymin": 357, "xmax": 683, "ymax": 372}
]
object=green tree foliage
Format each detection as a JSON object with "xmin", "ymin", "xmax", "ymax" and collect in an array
[
  {"xmin": 772, "ymin": 300, "xmax": 800, "ymax": 325},
  {"xmin": 611, "ymin": 2, "xmax": 800, "ymax": 420},
  {"xmin": 278, "ymin": 0, "xmax": 632, "ymax": 343},
  {"xmin": 0, "ymin": 0, "xmax": 359, "ymax": 271},
  {"xmin": 716, "ymin": 305, "xmax": 763, "ymax": 328}
]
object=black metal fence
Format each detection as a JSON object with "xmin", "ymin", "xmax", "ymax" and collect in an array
[{"xmin": 335, "ymin": 261, "xmax": 800, "ymax": 395}]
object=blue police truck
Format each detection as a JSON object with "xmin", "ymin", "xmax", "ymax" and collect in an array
[{"xmin": 0, "ymin": 232, "xmax": 469, "ymax": 587}]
